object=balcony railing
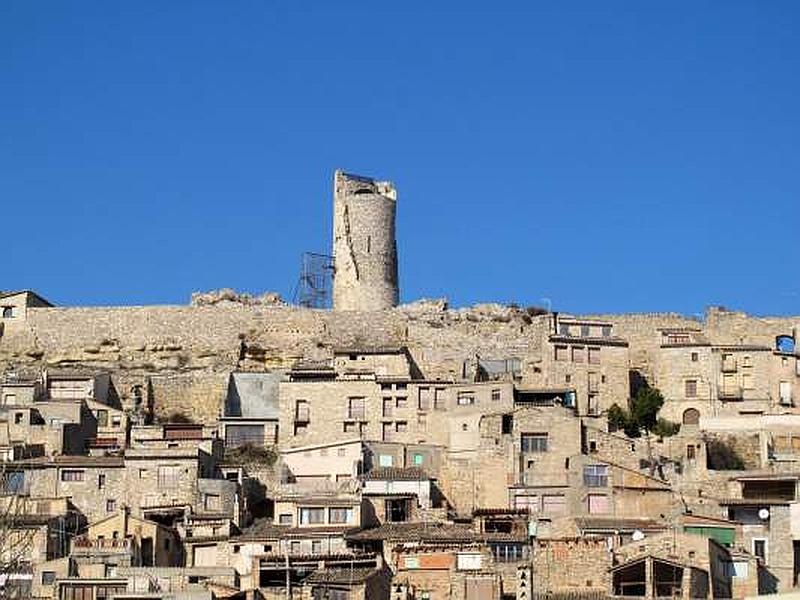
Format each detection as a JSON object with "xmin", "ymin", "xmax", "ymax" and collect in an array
[{"xmin": 719, "ymin": 387, "xmax": 743, "ymax": 400}]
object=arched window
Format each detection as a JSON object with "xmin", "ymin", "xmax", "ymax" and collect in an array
[{"xmin": 683, "ymin": 408, "xmax": 700, "ymax": 426}]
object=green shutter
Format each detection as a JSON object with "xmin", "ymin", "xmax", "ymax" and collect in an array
[{"xmin": 684, "ymin": 526, "xmax": 735, "ymax": 547}]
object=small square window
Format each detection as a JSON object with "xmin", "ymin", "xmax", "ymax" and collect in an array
[{"xmin": 14, "ymin": 413, "xmax": 23, "ymax": 425}]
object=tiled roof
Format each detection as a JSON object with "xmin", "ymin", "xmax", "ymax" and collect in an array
[
  {"xmin": 305, "ymin": 567, "xmax": 377, "ymax": 585},
  {"xmin": 346, "ymin": 521, "xmax": 526, "ymax": 543},
  {"xmin": 575, "ymin": 516, "xmax": 667, "ymax": 531},
  {"xmin": 362, "ymin": 467, "xmax": 427, "ymax": 481},
  {"xmin": 717, "ymin": 497, "xmax": 791, "ymax": 506}
]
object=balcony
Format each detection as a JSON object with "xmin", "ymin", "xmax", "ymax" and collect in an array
[
  {"xmin": 719, "ymin": 387, "xmax": 743, "ymax": 400},
  {"xmin": 72, "ymin": 536, "xmax": 137, "ymax": 560}
]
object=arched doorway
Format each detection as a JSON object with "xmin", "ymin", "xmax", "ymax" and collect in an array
[{"xmin": 683, "ymin": 408, "xmax": 700, "ymax": 426}]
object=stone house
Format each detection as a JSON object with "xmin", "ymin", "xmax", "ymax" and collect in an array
[
  {"xmin": 611, "ymin": 531, "xmax": 739, "ymax": 599},
  {"xmin": 391, "ymin": 543, "xmax": 502, "ymax": 600},
  {"xmin": 541, "ymin": 314, "xmax": 631, "ymax": 417},
  {"xmin": 252, "ymin": 552, "xmax": 381, "ymax": 599},
  {"xmin": 279, "ymin": 439, "xmax": 364, "ymax": 487},
  {"xmin": 362, "ymin": 467, "xmax": 435, "ymax": 526},
  {"xmin": 532, "ymin": 536, "xmax": 611, "ymax": 595},
  {"xmin": 0, "ymin": 290, "xmax": 52, "ymax": 335},
  {"xmin": 219, "ymin": 371, "xmax": 281, "ymax": 449},
  {"xmin": 718, "ymin": 472, "xmax": 799, "ymax": 592},
  {"xmin": 71, "ymin": 508, "xmax": 181, "ymax": 574}
]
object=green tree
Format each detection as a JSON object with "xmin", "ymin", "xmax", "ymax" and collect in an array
[
  {"xmin": 629, "ymin": 386, "xmax": 665, "ymax": 433},
  {"xmin": 606, "ymin": 386, "xmax": 679, "ymax": 438}
]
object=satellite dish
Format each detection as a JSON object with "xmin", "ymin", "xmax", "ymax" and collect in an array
[
  {"xmin": 758, "ymin": 508, "xmax": 770, "ymax": 520},
  {"xmin": 632, "ymin": 530, "xmax": 645, "ymax": 541}
]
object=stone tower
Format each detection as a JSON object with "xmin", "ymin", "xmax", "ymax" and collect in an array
[{"xmin": 332, "ymin": 170, "xmax": 399, "ymax": 311}]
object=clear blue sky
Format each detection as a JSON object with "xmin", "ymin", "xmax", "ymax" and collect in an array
[{"xmin": 2, "ymin": 2, "xmax": 798, "ymax": 315}]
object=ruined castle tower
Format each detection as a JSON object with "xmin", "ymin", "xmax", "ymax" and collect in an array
[{"xmin": 332, "ymin": 170, "xmax": 399, "ymax": 311}]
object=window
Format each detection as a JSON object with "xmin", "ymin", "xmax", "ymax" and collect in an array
[
  {"xmin": 294, "ymin": 422, "xmax": 308, "ymax": 435},
  {"xmin": 299, "ymin": 507, "xmax": 325, "ymax": 525},
  {"xmin": 395, "ymin": 421, "xmax": 407, "ymax": 433},
  {"xmin": 542, "ymin": 495, "xmax": 566, "ymax": 514},
  {"xmin": 588, "ymin": 494, "xmax": 609, "ymax": 514},
  {"xmin": 461, "ymin": 423, "xmax": 468, "ymax": 432},
  {"xmin": 347, "ymin": 397, "xmax": 365, "ymax": 420},
  {"xmin": 583, "ymin": 464, "xmax": 608, "ymax": 487},
  {"xmin": 2, "ymin": 306, "xmax": 14, "ymax": 319},
  {"xmin": 602, "ymin": 325, "xmax": 612, "ymax": 338},
  {"xmin": 685, "ymin": 380, "xmax": 698, "ymax": 398},
  {"xmin": 691, "ymin": 352, "xmax": 699, "ymax": 362},
  {"xmin": 501, "ymin": 414, "xmax": 513, "ymax": 434},
  {"xmin": 457, "ymin": 393, "xmax": 475, "ymax": 405},
  {"xmin": 588, "ymin": 347, "xmax": 600, "ymax": 365},
  {"xmin": 98, "ymin": 474, "xmax": 106, "ymax": 489},
  {"xmin": 571, "ymin": 346, "xmax": 584, "ymax": 363},
  {"xmin": 204, "ymin": 493, "xmax": 221, "ymax": 511},
  {"xmin": 290, "ymin": 541, "xmax": 301, "ymax": 554},
  {"xmin": 278, "ymin": 514, "xmax": 292, "ymax": 525},
  {"xmin": 395, "ymin": 397, "xmax": 408, "ymax": 409},
  {"xmin": 580, "ymin": 325, "xmax": 590, "ymax": 337},
  {"xmin": 157, "ymin": 465, "xmax": 181, "ymax": 489},
  {"xmin": 2, "ymin": 394, "xmax": 15, "ymax": 405},
  {"xmin": 96, "ymin": 410, "xmax": 108, "ymax": 427},
  {"xmin": 565, "ymin": 374, "xmax": 571, "ymax": 383},
  {"xmin": 111, "ymin": 415, "xmax": 121, "ymax": 427},
  {"xmin": 413, "ymin": 453, "xmax": 424, "ymax": 466},
  {"xmin": 61, "ymin": 469, "xmax": 84, "ymax": 482},
  {"xmin": 386, "ymin": 498, "xmax": 409, "ymax": 522},
  {"xmin": 14, "ymin": 413, "xmax": 23, "ymax": 424},
  {"xmin": 106, "ymin": 499, "xmax": 116, "ymax": 512},
  {"xmin": 382, "ymin": 422, "xmax": 394, "ymax": 442},
  {"xmin": 343, "ymin": 422, "xmax": 356, "ymax": 434},
  {"xmin": 396, "ymin": 383, "xmax": 407, "ymax": 391},
  {"xmin": 41, "ymin": 571, "xmax": 56, "ymax": 585},
  {"xmin": 418, "ymin": 387, "xmax": 432, "ymax": 410},
  {"xmin": 379, "ymin": 454, "xmax": 393, "ymax": 467},
  {"xmin": 492, "ymin": 543, "xmax": 525, "ymax": 563},
  {"xmin": 337, "ymin": 448, "xmax": 346, "ymax": 457},
  {"xmin": 311, "ymin": 540, "xmax": 322, "ymax": 554},
  {"xmin": 295, "ymin": 400, "xmax": 310, "ymax": 422},
  {"xmin": 753, "ymin": 538, "xmax": 767, "ymax": 561},
  {"xmin": 383, "ymin": 397, "xmax": 393, "ymax": 417},
  {"xmin": 521, "ymin": 433, "xmax": 548, "ymax": 453},
  {"xmin": 687, "ymin": 445, "xmax": 696, "ymax": 460},
  {"xmin": 742, "ymin": 373, "xmax": 754, "ymax": 389},
  {"xmin": 433, "ymin": 388, "xmax": 446, "ymax": 410},
  {"xmin": 491, "ymin": 388, "xmax": 501, "ymax": 401},
  {"xmin": 514, "ymin": 495, "xmax": 538, "ymax": 512},
  {"xmin": 555, "ymin": 346, "xmax": 568, "ymax": 361},
  {"xmin": 138, "ymin": 468, "xmax": 147, "ymax": 479},
  {"xmin": 329, "ymin": 507, "xmax": 353, "ymax": 524},
  {"xmin": 559, "ymin": 323, "xmax": 571, "ymax": 336}
]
